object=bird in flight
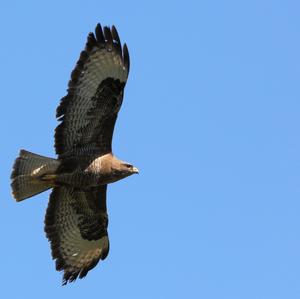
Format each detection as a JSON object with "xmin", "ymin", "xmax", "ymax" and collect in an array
[{"xmin": 11, "ymin": 23, "xmax": 138, "ymax": 285}]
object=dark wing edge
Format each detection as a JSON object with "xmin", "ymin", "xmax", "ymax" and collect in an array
[
  {"xmin": 55, "ymin": 23, "xmax": 130, "ymax": 157},
  {"xmin": 44, "ymin": 185, "xmax": 109, "ymax": 285}
]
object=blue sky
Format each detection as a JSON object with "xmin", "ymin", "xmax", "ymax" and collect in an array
[{"xmin": 1, "ymin": 0, "xmax": 299, "ymax": 298}]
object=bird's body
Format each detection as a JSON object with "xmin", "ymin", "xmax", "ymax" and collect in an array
[
  {"xmin": 45, "ymin": 153, "xmax": 137, "ymax": 189},
  {"xmin": 10, "ymin": 23, "xmax": 138, "ymax": 284}
]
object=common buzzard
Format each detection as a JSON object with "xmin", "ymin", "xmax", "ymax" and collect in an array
[{"xmin": 11, "ymin": 23, "xmax": 138, "ymax": 285}]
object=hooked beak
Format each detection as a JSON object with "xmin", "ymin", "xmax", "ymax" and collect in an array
[{"xmin": 132, "ymin": 167, "xmax": 139, "ymax": 174}]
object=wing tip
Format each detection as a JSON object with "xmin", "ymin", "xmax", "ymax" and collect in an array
[
  {"xmin": 103, "ymin": 26, "xmax": 113, "ymax": 45},
  {"xmin": 95, "ymin": 23, "xmax": 105, "ymax": 44},
  {"xmin": 85, "ymin": 32, "xmax": 97, "ymax": 51},
  {"xmin": 94, "ymin": 23, "xmax": 129, "ymax": 73},
  {"xmin": 123, "ymin": 43, "xmax": 130, "ymax": 73},
  {"xmin": 60, "ymin": 256, "xmax": 102, "ymax": 285}
]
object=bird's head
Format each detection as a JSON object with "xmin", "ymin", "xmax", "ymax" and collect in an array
[
  {"xmin": 119, "ymin": 162, "xmax": 139, "ymax": 177},
  {"xmin": 110, "ymin": 157, "xmax": 139, "ymax": 181}
]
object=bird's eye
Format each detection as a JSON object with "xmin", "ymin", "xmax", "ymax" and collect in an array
[{"xmin": 125, "ymin": 164, "xmax": 132, "ymax": 168}]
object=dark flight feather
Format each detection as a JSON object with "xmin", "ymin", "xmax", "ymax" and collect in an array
[
  {"xmin": 55, "ymin": 24, "xmax": 129, "ymax": 158},
  {"xmin": 44, "ymin": 186, "xmax": 109, "ymax": 285}
]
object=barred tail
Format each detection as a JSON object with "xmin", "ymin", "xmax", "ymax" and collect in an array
[{"xmin": 11, "ymin": 150, "xmax": 60, "ymax": 202}]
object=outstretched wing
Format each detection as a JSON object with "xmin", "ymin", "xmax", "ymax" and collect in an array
[
  {"xmin": 55, "ymin": 23, "xmax": 130, "ymax": 158},
  {"xmin": 44, "ymin": 185, "xmax": 109, "ymax": 285}
]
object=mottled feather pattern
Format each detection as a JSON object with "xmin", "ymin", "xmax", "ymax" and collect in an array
[
  {"xmin": 72, "ymin": 191, "xmax": 108, "ymax": 241},
  {"xmin": 45, "ymin": 186, "xmax": 109, "ymax": 284},
  {"xmin": 55, "ymin": 24, "xmax": 130, "ymax": 157},
  {"xmin": 11, "ymin": 150, "xmax": 59, "ymax": 201},
  {"xmin": 75, "ymin": 78, "xmax": 125, "ymax": 151}
]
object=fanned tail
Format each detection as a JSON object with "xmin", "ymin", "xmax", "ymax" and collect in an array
[{"xmin": 11, "ymin": 150, "xmax": 60, "ymax": 202}]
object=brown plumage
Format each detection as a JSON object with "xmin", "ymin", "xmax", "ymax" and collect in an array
[{"xmin": 10, "ymin": 23, "xmax": 138, "ymax": 285}]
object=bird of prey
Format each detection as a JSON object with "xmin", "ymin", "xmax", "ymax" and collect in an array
[{"xmin": 10, "ymin": 23, "xmax": 138, "ymax": 285}]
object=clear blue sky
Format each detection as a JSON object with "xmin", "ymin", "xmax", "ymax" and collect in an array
[{"xmin": 1, "ymin": 1, "xmax": 299, "ymax": 298}]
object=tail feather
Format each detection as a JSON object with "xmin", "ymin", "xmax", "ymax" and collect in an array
[{"xmin": 11, "ymin": 150, "xmax": 60, "ymax": 202}]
